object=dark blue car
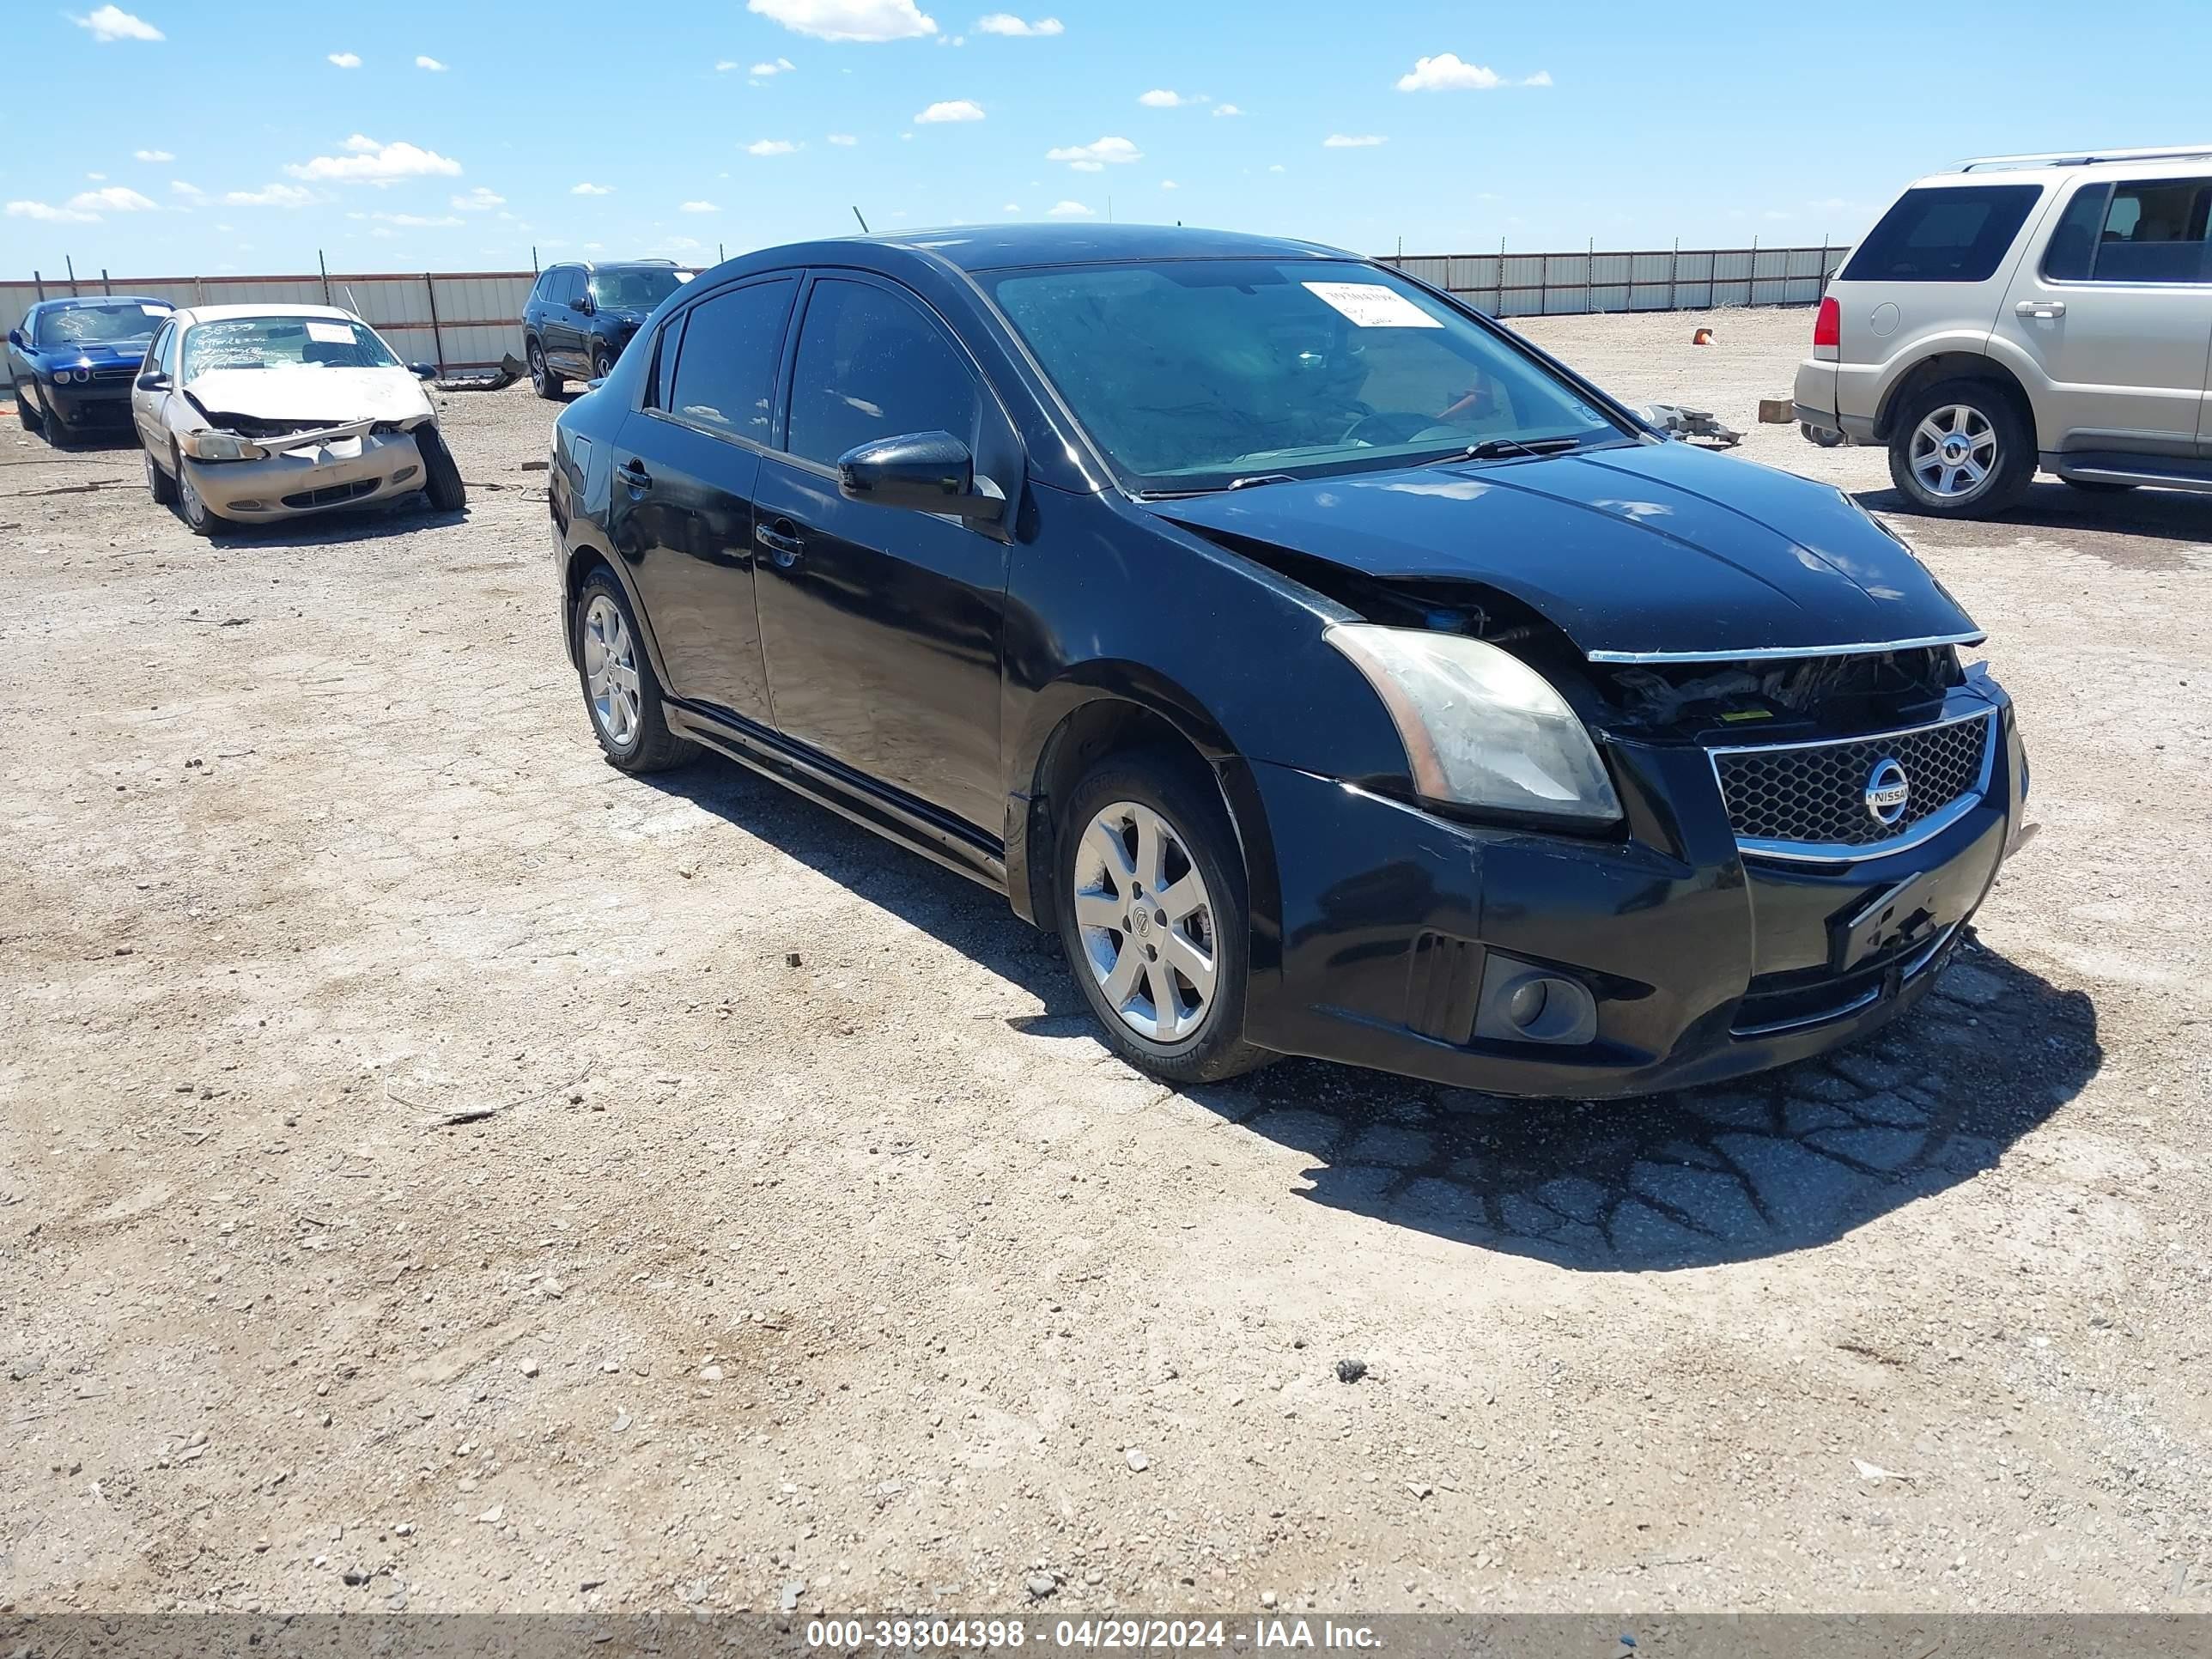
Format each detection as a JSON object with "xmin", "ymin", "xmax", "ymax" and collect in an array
[
  {"xmin": 545, "ymin": 224, "xmax": 2027, "ymax": 1097},
  {"xmin": 7, "ymin": 295, "xmax": 174, "ymax": 446}
]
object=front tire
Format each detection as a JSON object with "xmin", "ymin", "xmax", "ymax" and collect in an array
[
  {"xmin": 173, "ymin": 444, "xmax": 216, "ymax": 537},
  {"xmin": 1887, "ymin": 379, "xmax": 2033, "ymax": 518},
  {"xmin": 572, "ymin": 568, "xmax": 698, "ymax": 773},
  {"xmin": 144, "ymin": 446, "xmax": 176, "ymax": 506},
  {"xmin": 1055, "ymin": 752, "xmax": 1271, "ymax": 1085},
  {"xmin": 529, "ymin": 340, "xmax": 563, "ymax": 400},
  {"xmin": 16, "ymin": 389, "xmax": 45, "ymax": 435},
  {"xmin": 416, "ymin": 425, "xmax": 466, "ymax": 512}
]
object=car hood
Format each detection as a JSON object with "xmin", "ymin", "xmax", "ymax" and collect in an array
[
  {"xmin": 183, "ymin": 366, "xmax": 434, "ymax": 428},
  {"xmin": 1145, "ymin": 439, "xmax": 1981, "ymax": 660},
  {"xmin": 33, "ymin": 340, "xmax": 155, "ymax": 365}
]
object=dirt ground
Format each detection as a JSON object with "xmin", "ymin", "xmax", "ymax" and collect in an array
[{"xmin": 2, "ymin": 306, "xmax": 2207, "ymax": 1620}]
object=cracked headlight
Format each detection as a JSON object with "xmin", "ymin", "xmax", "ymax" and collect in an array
[
  {"xmin": 181, "ymin": 429, "xmax": 258, "ymax": 461},
  {"xmin": 1324, "ymin": 623, "xmax": 1621, "ymax": 825}
]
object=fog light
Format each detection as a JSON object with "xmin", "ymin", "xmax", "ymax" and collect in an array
[{"xmin": 1474, "ymin": 953, "xmax": 1598, "ymax": 1046}]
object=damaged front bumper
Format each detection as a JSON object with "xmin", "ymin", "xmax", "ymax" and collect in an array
[{"xmin": 181, "ymin": 421, "xmax": 428, "ymax": 521}]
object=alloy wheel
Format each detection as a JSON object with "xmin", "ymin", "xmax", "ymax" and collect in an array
[
  {"xmin": 580, "ymin": 593, "xmax": 643, "ymax": 748},
  {"xmin": 1907, "ymin": 404, "xmax": 1998, "ymax": 500},
  {"xmin": 1070, "ymin": 799, "xmax": 1218, "ymax": 1044}
]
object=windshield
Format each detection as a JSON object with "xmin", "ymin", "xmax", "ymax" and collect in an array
[
  {"xmin": 33, "ymin": 301, "xmax": 169, "ymax": 348},
  {"xmin": 983, "ymin": 258, "xmax": 1626, "ymax": 492},
  {"xmin": 589, "ymin": 268, "xmax": 684, "ymax": 311},
  {"xmin": 180, "ymin": 316, "xmax": 400, "ymax": 380}
]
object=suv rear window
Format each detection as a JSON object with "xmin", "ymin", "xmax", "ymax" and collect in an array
[{"xmin": 1841, "ymin": 185, "xmax": 2042, "ymax": 283}]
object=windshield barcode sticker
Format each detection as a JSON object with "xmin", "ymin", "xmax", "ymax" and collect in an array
[
  {"xmin": 1301, "ymin": 283, "xmax": 1443, "ymax": 329},
  {"xmin": 306, "ymin": 321, "xmax": 356, "ymax": 344}
]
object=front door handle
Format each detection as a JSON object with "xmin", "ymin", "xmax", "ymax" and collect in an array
[
  {"xmin": 754, "ymin": 520, "xmax": 805, "ymax": 567},
  {"xmin": 614, "ymin": 459, "xmax": 651, "ymax": 493},
  {"xmin": 2014, "ymin": 299, "xmax": 2066, "ymax": 319}
]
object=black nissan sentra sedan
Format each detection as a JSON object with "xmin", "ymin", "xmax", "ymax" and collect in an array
[{"xmin": 548, "ymin": 225, "xmax": 2027, "ymax": 1095}]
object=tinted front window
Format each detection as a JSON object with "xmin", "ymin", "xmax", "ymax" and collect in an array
[
  {"xmin": 1842, "ymin": 185, "xmax": 2042, "ymax": 283},
  {"xmin": 786, "ymin": 280, "xmax": 978, "ymax": 470},
  {"xmin": 590, "ymin": 268, "xmax": 685, "ymax": 311},
  {"xmin": 33, "ymin": 301, "xmax": 169, "ymax": 347},
  {"xmin": 982, "ymin": 258, "xmax": 1619, "ymax": 491},
  {"xmin": 665, "ymin": 278, "xmax": 795, "ymax": 441}
]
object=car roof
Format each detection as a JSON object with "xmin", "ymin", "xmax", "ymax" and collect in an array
[
  {"xmin": 171, "ymin": 302, "xmax": 362, "ymax": 327},
  {"xmin": 859, "ymin": 222, "xmax": 1351, "ymax": 272},
  {"xmin": 548, "ymin": 258, "xmax": 682, "ymax": 272},
  {"xmin": 30, "ymin": 294, "xmax": 172, "ymax": 313}
]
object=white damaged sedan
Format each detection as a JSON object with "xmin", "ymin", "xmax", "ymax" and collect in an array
[{"xmin": 131, "ymin": 303, "xmax": 465, "ymax": 535}]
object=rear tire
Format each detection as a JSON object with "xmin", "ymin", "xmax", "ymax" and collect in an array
[
  {"xmin": 1886, "ymin": 378, "xmax": 2033, "ymax": 518},
  {"xmin": 144, "ymin": 446, "xmax": 176, "ymax": 506},
  {"xmin": 592, "ymin": 345, "xmax": 616, "ymax": 383},
  {"xmin": 572, "ymin": 567, "xmax": 698, "ymax": 773},
  {"xmin": 1054, "ymin": 750, "xmax": 1272, "ymax": 1085},
  {"xmin": 528, "ymin": 340, "xmax": 563, "ymax": 400},
  {"xmin": 417, "ymin": 425, "xmax": 466, "ymax": 512}
]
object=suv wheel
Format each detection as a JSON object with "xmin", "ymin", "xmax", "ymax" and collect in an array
[
  {"xmin": 573, "ymin": 568, "xmax": 698, "ymax": 773},
  {"xmin": 592, "ymin": 345, "xmax": 617, "ymax": 382},
  {"xmin": 529, "ymin": 340, "xmax": 562, "ymax": 400},
  {"xmin": 1054, "ymin": 753, "xmax": 1271, "ymax": 1085},
  {"xmin": 1887, "ymin": 379, "xmax": 2033, "ymax": 518}
]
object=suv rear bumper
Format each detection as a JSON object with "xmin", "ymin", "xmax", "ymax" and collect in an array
[{"xmin": 1792, "ymin": 359, "xmax": 1879, "ymax": 444}]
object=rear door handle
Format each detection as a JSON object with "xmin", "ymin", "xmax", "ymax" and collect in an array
[
  {"xmin": 2014, "ymin": 299, "xmax": 2066, "ymax": 319},
  {"xmin": 754, "ymin": 520, "xmax": 805, "ymax": 567}
]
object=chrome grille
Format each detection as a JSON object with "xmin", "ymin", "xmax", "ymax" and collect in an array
[{"xmin": 1712, "ymin": 710, "xmax": 1994, "ymax": 855}]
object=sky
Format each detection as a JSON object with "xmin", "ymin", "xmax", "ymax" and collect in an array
[{"xmin": 9, "ymin": 0, "xmax": 2212, "ymax": 280}]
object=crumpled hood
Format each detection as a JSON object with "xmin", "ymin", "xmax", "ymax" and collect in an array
[
  {"xmin": 184, "ymin": 366, "xmax": 433, "ymax": 428},
  {"xmin": 1146, "ymin": 439, "xmax": 1982, "ymax": 660}
]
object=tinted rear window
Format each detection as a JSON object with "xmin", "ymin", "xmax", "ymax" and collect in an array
[{"xmin": 1841, "ymin": 185, "xmax": 2043, "ymax": 283}]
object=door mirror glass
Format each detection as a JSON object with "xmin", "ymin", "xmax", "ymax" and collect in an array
[
  {"xmin": 136, "ymin": 370, "xmax": 170, "ymax": 392},
  {"xmin": 837, "ymin": 431, "xmax": 1004, "ymax": 520},
  {"xmin": 572, "ymin": 293, "xmax": 594, "ymax": 314},
  {"xmin": 409, "ymin": 362, "xmax": 437, "ymax": 380},
  {"xmin": 5, "ymin": 329, "xmax": 21, "ymax": 349}
]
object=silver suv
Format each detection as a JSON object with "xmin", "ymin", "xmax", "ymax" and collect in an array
[{"xmin": 1795, "ymin": 146, "xmax": 2212, "ymax": 517}]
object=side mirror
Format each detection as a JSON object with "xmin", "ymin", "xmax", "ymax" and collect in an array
[
  {"xmin": 409, "ymin": 362, "xmax": 437, "ymax": 380},
  {"xmin": 836, "ymin": 431, "xmax": 1005, "ymax": 521},
  {"xmin": 571, "ymin": 294, "xmax": 594, "ymax": 314},
  {"xmin": 5, "ymin": 329, "xmax": 21, "ymax": 349},
  {"xmin": 136, "ymin": 370, "xmax": 170, "ymax": 392}
]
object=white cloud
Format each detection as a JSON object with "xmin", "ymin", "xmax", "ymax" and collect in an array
[
  {"xmin": 170, "ymin": 179, "xmax": 203, "ymax": 198},
  {"xmin": 715, "ymin": 59, "xmax": 742, "ymax": 70},
  {"xmin": 287, "ymin": 137, "xmax": 462, "ymax": 185},
  {"xmin": 680, "ymin": 200, "xmax": 721, "ymax": 212},
  {"xmin": 72, "ymin": 5, "xmax": 162, "ymax": 42},
  {"xmin": 1522, "ymin": 70, "xmax": 1553, "ymax": 86},
  {"xmin": 1047, "ymin": 199, "xmax": 1093, "ymax": 217},
  {"xmin": 133, "ymin": 148, "xmax": 174, "ymax": 162},
  {"xmin": 224, "ymin": 183, "xmax": 317, "ymax": 208},
  {"xmin": 416, "ymin": 54, "xmax": 447, "ymax": 70},
  {"xmin": 1395, "ymin": 52, "xmax": 1499, "ymax": 92},
  {"xmin": 975, "ymin": 13, "xmax": 1061, "ymax": 33},
  {"xmin": 746, "ymin": 139, "xmax": 801, "ymax": 155},
  {"xmin": 1137, "ymin": 89, "xmax": 1185, "ymax": 107},
  {"xmin": 87, "ymin": 172, "xmax": 106, "ymax": 181},
  {"xmin": 1001, "ymin": 202, "xmax": 1020, "ymax": 212},
  {"xmin": 915, "ymin": 99, "xmax": 984, "ymax": 122},
  {"xmin": 372, "ymin": 211, "xmax": 463, "ymax": 227},
  {"xmin": 827, "ymin": 132, "xmax": 859, "ymax": 145},
  {"xmin": 1212, "ymin": 102, "xmax": 1243, "ymax": 117},
  {"xmin": 1323, "ymin": 133, "xmax": 1386, "ymax": 147},
  {"xmin": 750, "ymin": 57, "xmax": 796, "ymax": 74},
  {"xmin": 6, "ymin": 199, "xmax": 101, "ymax": 223},
  {"xmin": 664, "ymin": 236, "xmax": 703, "ymax": 252},
  {"xmin": 370, "ymin": 227, "xmax": 395, "ymax": 239},
  {"xmin": 452, "ymin": 186, "xmax": 505, "ymax": 210},
  {"xmin": 327, "ymin": 51, "xmax": 362, "ymax": 69},
  {"xmin": 747, "ymin": 0, "xmax": 937, "ymax": 42},
  {"xmin": 571, "ymin": 181, "xmax": 615, "ymax": 195},
  {"xmin": 1046, "ymin": 135, "xmax": 1140, "ymax": 167},
  {"xmin": 1159, "ymin": 179, "xmax": 1177, "ymax": 190},
  {"xmin": 68, "ymin": 185, "xmax": 158, "ymax": 212},
  {"xmin": 1267, "ymin": 163, "xmax": 1285, "ymax": 173}
]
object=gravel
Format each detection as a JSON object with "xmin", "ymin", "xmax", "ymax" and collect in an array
[{"xmin": 2, "ymin": 309, "xmax": 2208, "ymax": 1613}]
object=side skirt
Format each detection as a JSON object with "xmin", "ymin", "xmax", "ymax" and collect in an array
[{"xmin": 664, "ymin": 702, "xmax": 1010, "ymax": 897}]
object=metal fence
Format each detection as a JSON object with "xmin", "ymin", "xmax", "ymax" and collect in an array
[
  {"xmin": 1383, "ymin": 242, "xmax": 1845, "ymax": 318},
  {"xmin": 1, "ymin": 269, "xmax": 539, "ymax": 386},
  {"xmin": 4, "ymin": 241, "xmax": 1850, "ymax": 389}
]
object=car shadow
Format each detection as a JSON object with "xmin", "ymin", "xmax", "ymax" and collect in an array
[
  {"xmin": 644, "ymin": 757, "xmax": 2100, "ymax": 1273},
  {"xmin": 1857, "ymin": 478, "xmax": 2211, "ymax": 544}
]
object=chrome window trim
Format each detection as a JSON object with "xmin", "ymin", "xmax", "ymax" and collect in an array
[
  {"xmin": 1710, "ymin": 707, "xmax": 1998, "ymax": 866},
  {"xmin": 1586, "ymin": 631, "xmax": 1985, "ymax": 665}
]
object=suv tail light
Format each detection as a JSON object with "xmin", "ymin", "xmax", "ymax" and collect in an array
[{"xmin": 1812, "ymin": 295, "xmax": 1841, "ymax": 350}]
